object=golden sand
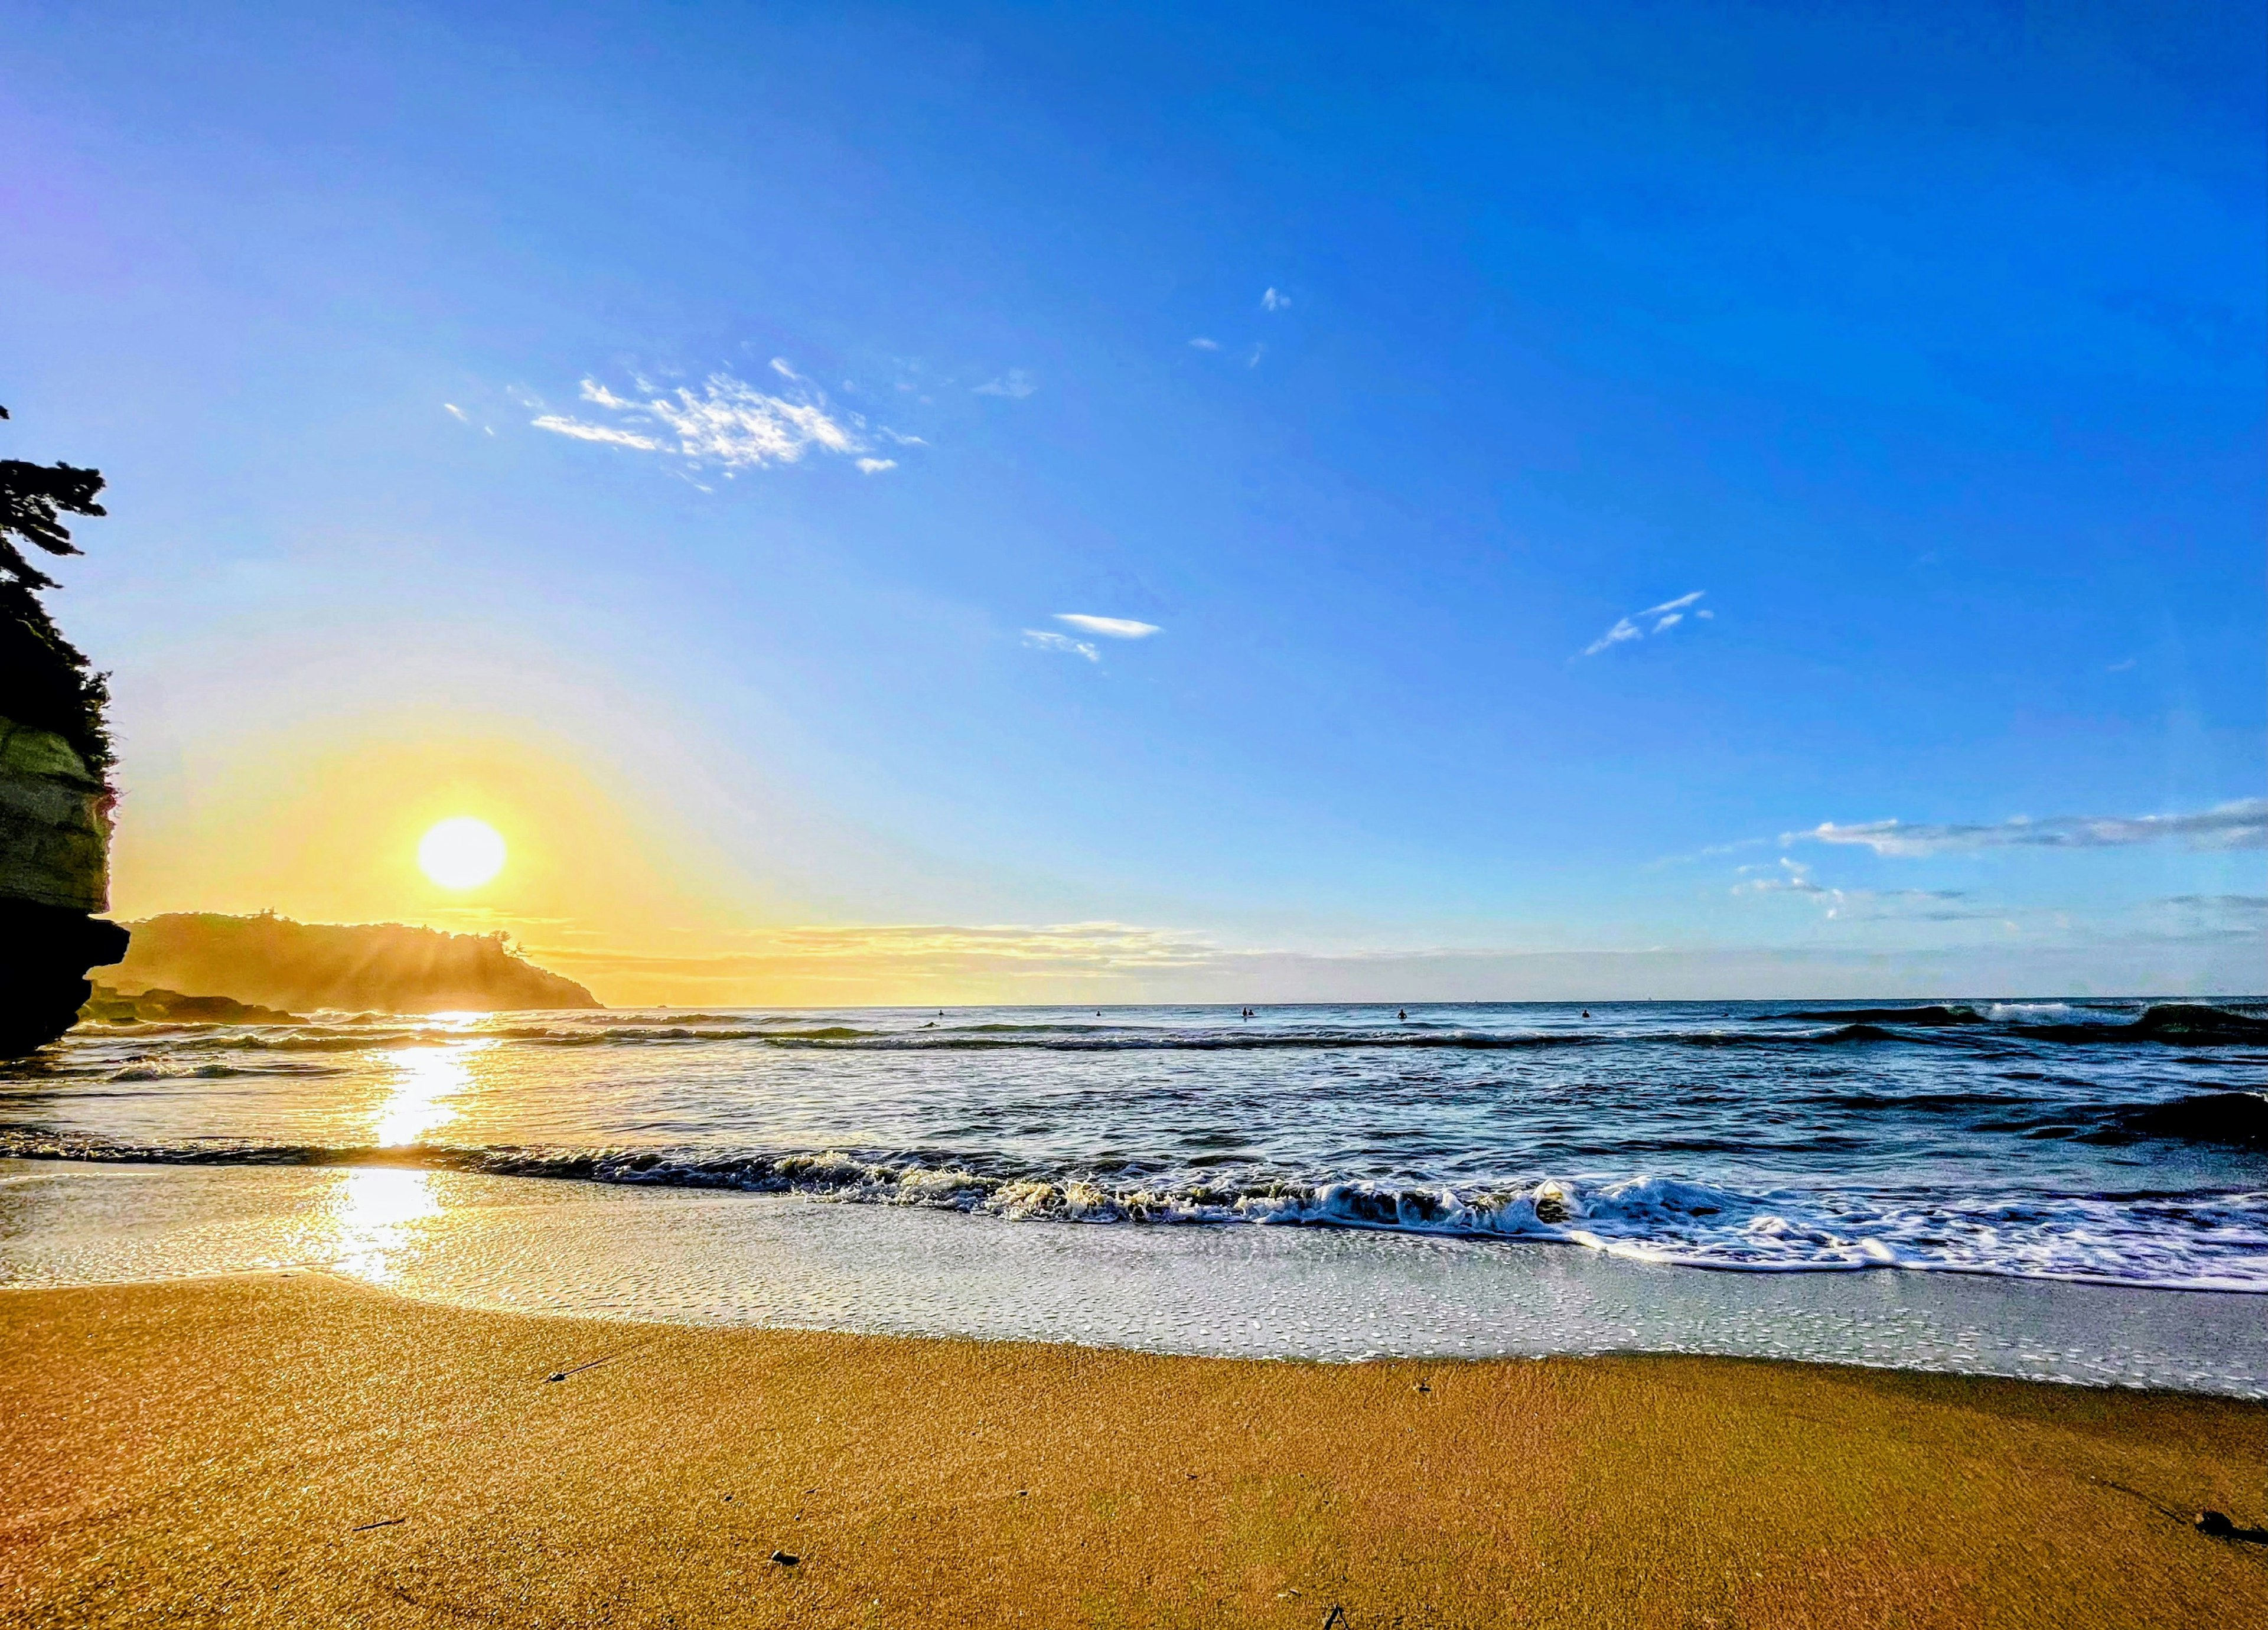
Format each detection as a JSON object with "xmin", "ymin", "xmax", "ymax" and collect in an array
[{"xmin": 3, "ymin": 1272, "xmax": 2263, "ymax": 1627}]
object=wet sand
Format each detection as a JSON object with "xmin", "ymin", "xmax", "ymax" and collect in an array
[{"xmin": 3, "ymin": 1273, "xmax": 2263, "ymax": 1628}]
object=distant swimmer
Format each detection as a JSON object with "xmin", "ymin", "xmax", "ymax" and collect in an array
[
  {"xmin": 1582, "ymin": 1009, "xmax": 1591, "ymax": 1019},
  {"xmin": 1397, "ymin": 1009, "xmax": 1407, "ymax": 1021}
]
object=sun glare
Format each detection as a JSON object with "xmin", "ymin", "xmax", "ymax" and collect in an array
[{"xmin": 418, "ymin": 817, "xmax": 507, "ymax": 889}]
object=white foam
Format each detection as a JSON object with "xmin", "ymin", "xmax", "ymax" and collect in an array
[{"xmin": 4, "ymin": 1161, "xmax": 2263, "ymax": 1396}]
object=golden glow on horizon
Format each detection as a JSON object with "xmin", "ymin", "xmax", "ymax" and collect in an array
[{"xmin": 418, "ymin": 817, "xmax": 507, "ymax": 889}]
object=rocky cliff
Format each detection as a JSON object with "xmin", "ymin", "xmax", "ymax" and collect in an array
[
  {"xmin": 0, "ymin": 718, "xmax": 129, "ymax": 1055},
  {"xmin": 93, "ymin": 912, "xmax": 601, "ymax": 1015}
]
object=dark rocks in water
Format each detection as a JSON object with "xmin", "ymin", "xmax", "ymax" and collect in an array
[
  {"xmin": 2113, "ymin": 1093, "xmax": 2268, "ymax": 1150},
  {"xmin": 0, "ymin": 899, "xmax": 128, "ymax": 1057},
  {"xmin": 77, "ymin": 983, "xmax": 299, "ymax": 1026},
  {"xmin": 1778, "ymin": 1005, "xmax": 1986, "ymax": 1026}
]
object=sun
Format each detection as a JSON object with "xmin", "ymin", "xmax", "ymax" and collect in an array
[{"xmin": 418, "ymin": 817, "xmax": 507, "ymax": 889}]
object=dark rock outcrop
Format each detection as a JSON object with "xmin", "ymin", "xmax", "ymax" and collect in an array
[
  {"xmin": 78, "ymin": 984, "xmax": 299, "ymax": 1026},
  {"xmin": 1, "ymin": 718, "xmax": 127, "ymax": 1057}
]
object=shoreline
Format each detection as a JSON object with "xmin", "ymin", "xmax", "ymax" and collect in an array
[
  {"xmin": 6, "ymin": 1272, "xmax": 2266, "ymax": 1627},
  {"xmin": 11, "ymin": 1141, "xmax": 2268, "ymax": 1299},
  {"xmin": 8, "ymin": 1160, "xmax": 2265, "ymax": 1396}
]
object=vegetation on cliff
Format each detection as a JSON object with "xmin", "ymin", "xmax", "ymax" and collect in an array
[
  {"xmin": 0, "ymin": 405, "xmax": 112, "ymax": 775},
  {"xmin": 94, "ymin": 912, "xmax": 601, "ymax": 1014}
]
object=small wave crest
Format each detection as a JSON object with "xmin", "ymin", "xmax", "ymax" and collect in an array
[{"xmin": 7, "ymin": 1129, "xmax": 2263, "ymax": 1289}]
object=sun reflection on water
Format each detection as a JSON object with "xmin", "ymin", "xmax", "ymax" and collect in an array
[
  {"xmin": 372, "ymin": 1039, "xmax": 491, "ymax": 1146},
  {"xmin": 327, "ymin": 1167, "xmax": 443, "ymax": 1285}
]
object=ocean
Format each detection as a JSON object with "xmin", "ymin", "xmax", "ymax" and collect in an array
[{"xmin": 5, "ymin": 999, "xmax": 2266, "ymax": 1390}]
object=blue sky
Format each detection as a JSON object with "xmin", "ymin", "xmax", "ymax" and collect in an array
[{"xmin": 4, "ymin": 1, "xmax": 2262, "ymax": 1000}]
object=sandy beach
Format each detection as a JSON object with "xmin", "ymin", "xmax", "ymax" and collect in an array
[{"xmin": 5, "ymin": 1272, "xmax": 2263, "ymax": 1628}]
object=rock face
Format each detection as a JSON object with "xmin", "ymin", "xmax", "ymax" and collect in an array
[
  {"xmin": 79, "ymin": 984, "xmax": 299, "ymax": 1026},
  {"xmin": 98, "ymin": 913, "xmax": 601, "ymax": 1014},
  {"xmin": 0, "ymin": 717, "xmax": 129, "ymax": 1057}
]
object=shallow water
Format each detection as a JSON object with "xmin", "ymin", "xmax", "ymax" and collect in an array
[{"xmin": 4, "ymin": 998, "xmax": 2264, "ymax": 1288}]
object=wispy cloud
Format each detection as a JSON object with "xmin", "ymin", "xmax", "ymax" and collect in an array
[
  {"xmin": 442, "ymin": 403, "xmax": 470, "ymax": 423},
  {"xmin": 1733, "ymin": 857, "xmax": 1832, "ymax": 898},
  {"xmin": 1262, "ymin": 287, "xmax": 1290, "ymax": 311},
  {"xmin": 1188, "ymin": 337, "xmax": 1220, "ymax": 351},
  {"xmin": 855, "ymin": 457, "xmax": 897, "ymax": 475},
  {"xmin": 1579, "ymin": 591, "xmax": 1713, "ymax": 658},
  {"xmin": 1023, "ymin": 629, "xmax": 1100, "ymax": 662},
  {"xmin": 1735, "ymin": 858, "xmax": 1982, "ymax": 921},
  {"xmin": 1054, "ymin": 614, "xmax": 1159, "ymax": 640},
  {"xmin": 530, "ymin": 415, "xmax": 664, "ymax": 451},
  {"xmin": 975, "ymin": 369, "xmax": 1038, "ymax": 399},
  {"xmin": 2107, "ymin": 657, "xmax": 2136, "ymax": 673},
  {"xmin": 530, "ymin": 366, "xmax": 884, "ymax": 471},
  {"xmin": 1788, "ymin": 798, "xmax": 2268, "ymax": 857}
]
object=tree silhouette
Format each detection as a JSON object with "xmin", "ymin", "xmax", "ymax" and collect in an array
[{"xmin": 0, "ymin": 406, "xmax": 112, "ymax": 774}]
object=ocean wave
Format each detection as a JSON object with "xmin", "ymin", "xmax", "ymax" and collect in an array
[
  {"xmin": 2013, "ymin": 1004, "xmax": 2268, "ymax": 1045},
  {"xmin": 747, "ymin": 1026, "xmax": 1923, "ymax": 1052},
  {"xmin": 73, "ymin": 1000, "xmax": 2268, "ymax": 1060},
  {"xmin": 1776, "ymin": 1005, "xmax": 1987, "ymax": 1026},
  {"xmin": 8, "ymin": 1126, "xmax": 2264, "ymax": 1290},
  {"xmin": 106, "ymin": 1061, "xmax": 344, "ymax": 1081}
]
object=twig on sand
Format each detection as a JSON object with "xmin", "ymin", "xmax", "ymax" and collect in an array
[
  {"xmin": 1321, "ymin": 1606, "xmax": 1348, "ymax": 1629},
  {"xmin": 2094, "ymin": 1480, "xmax": 2268, "ymax": 1557},
  {"xmin": 544, "ymin": 1356, "xmax": 613, "ymax": 1383},
  {"xmin": 543, "ymin": 1338, "xmax": 657, "ymax": 1384},
  {"xmin": 350, "ymin": 1518, "xmax": 405, "ymax": 1533}
]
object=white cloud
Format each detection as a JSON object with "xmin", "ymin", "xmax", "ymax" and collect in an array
[
  {"xmin": 1733, "ymin": 856, "xmax": 1831, "ymax": 897},
  {"xmin": 1733, "ymin": 859, "xmax": 1986, "ymax": 922},
  {"xmin": 975, "ymin": 369, "xmax": 1038, "ymax": 398},
  {"xmin": 528, "ymin": 415, "xmax": 664, "ymax": 452},
  {"xmin": 1787, "ymin": 798, "xmax": 2268, "ymax": 857},
  {"xmin": 530, "ymin": 369, "xmax": 872, "ymax": 470},
  {"xmin": 1262, "ymin": 287, "xmax": 1290, "ymax": 311},
  {"xmin": 1188, "ymin": 337, "xmax": 1220, "ymax": 351},
  {"xmin": 855, "ymin": 458, "xmax": 897, "ymax": 475},
  {"xmin": 1023, "ymin": 629, "xmax": 1100, "ymax": 662},
  {"xmin": 442, "ymin": 403, "xmax": 469, "ymax": 423},
  {"xmin": 1054, "ymin": 614, "xmax": 1159, "ymax": 640},
  {"xmin": 1579, "ymin": 591, "xmax": 1707, "ymax": 658},
  {"xmin": 2107, "ymin": 657, "xmax": 2136, "ymax": 673}
]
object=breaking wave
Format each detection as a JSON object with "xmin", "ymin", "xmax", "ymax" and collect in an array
[{"xmin": 7, "ymin": 1118, "xmax": 2266, "ymax": 1290}]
